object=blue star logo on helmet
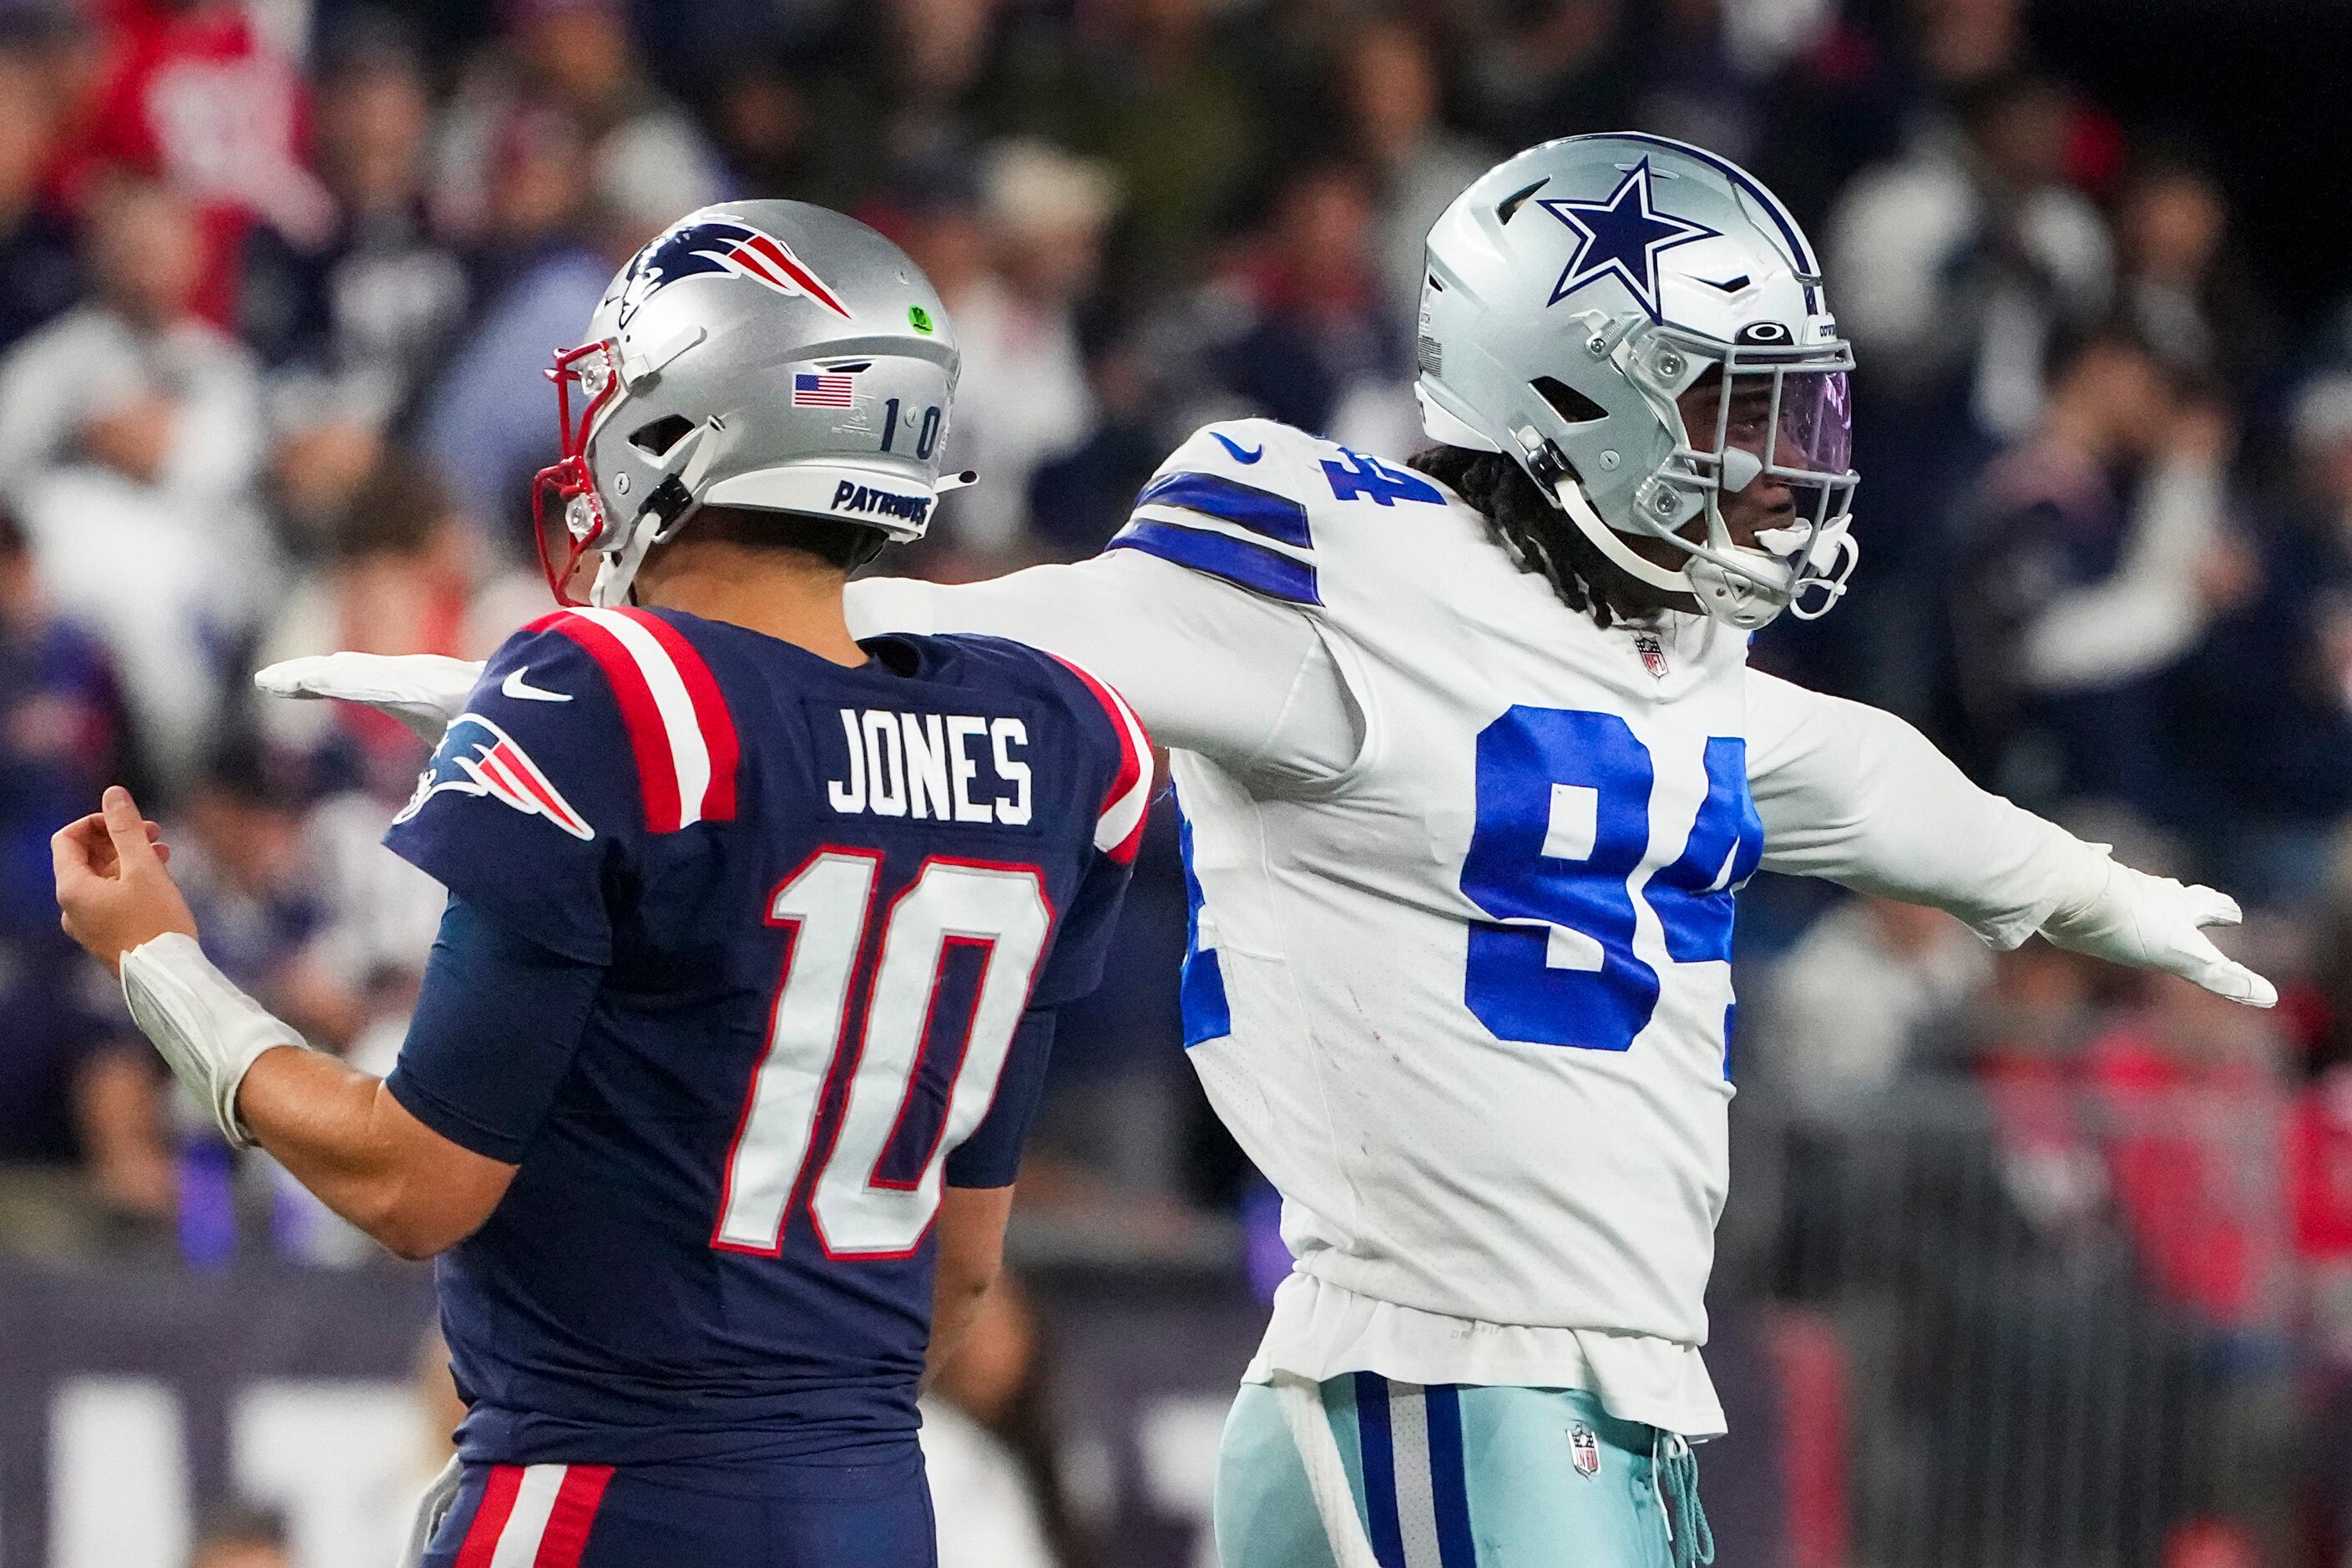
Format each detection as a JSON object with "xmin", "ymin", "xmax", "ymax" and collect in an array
[
  {"xmin": 1536, "ymin": 159, "xmax": 1720, "ymax": 321},
  {"xmin": 616, "ymin": 219, "xmax": 854, "ymax": 330}
]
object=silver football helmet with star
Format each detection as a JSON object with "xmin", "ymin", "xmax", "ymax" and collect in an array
[
  {"xmin": 1416, "ymin": 134, "xmax": 1859, "ymax": 629},
  {"xmin": 533, "ymin": 200, "xmax": 964, "ymax": 607}
]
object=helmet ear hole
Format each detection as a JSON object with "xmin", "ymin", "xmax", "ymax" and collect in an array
[
  {"xmin": 629, "ymin": 414, "xmax": 695, "ymax": 457},
  {"xmin": 1532, "ymin": 377, "xmax": 1608, "ymax": 425}
]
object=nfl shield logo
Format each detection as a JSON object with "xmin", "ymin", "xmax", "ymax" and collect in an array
[
  {"xmin": 1569, "ymin": 1422, "xmax": 1602, "ymax": 1479},
  {"xmin": 1634, "ymin": 632, "xmax": 1669, "ymax": 680}
]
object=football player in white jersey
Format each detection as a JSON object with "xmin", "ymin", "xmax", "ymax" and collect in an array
[{"xmin": 262, "ymin": 134, "xmax": 2271, "ymax": 1568}]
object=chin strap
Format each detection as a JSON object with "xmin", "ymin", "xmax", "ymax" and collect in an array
[
  {"xmin": 1516, "ymin": 421, "xmax": 1859, "ymax": 630},
  {"xmin": 1516, "ymin": 428, "xmax": 1696, "ymax": 596}
]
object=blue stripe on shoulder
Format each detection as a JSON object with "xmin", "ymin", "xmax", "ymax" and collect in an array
[
  {"xmin": 1422, "ymin": 1385, "xmax": 1479, "ymax": 1568},
  {"xmin": 1106, "ymin": 520, "xmax": 1322, "ymax": 606},
  {"xmin": 1135, "ymin": 470, "xmax": 1313, "ymax": 549},
  {"xmin": 1353, "ymin": 1373, "xmax": 1408, "ymax": 1568}
]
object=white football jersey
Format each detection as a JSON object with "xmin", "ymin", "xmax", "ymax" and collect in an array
[{"xmin": 848, "ymin": 417, "xmax": 2096, "ymax": 1439}]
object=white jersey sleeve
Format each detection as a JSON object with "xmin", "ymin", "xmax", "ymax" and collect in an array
[
  {"xmin": 1745, "ymin": 668, "xmax": 2108, "ymax": 947},
  {"xmin": 846, "ymin": 419, "xmax": 1365, "ymax": 782}
]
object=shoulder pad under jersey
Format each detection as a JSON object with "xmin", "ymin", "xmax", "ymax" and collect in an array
[{"xmin": 1104, "ymin": 419, "xmax": 1451, "ymax": 609}]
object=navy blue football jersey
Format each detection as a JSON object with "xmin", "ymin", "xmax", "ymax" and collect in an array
[{"xmin": 378, "ymin": 604, "xmax": 1147, "ymax": 1479}]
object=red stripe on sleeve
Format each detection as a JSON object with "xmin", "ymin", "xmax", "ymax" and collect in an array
[
  {"xmin": 619, "ymin": 609, "xmax": 740, "ymax": 822},
  {"xmin": 1048, "ymin": 655, "xmax": 1151, "ymax": 862},
  {"xmin": 534, "ymin": 610, "xmax": 682, "ymax": 832},
  {"xmin": 531, "ymin": 1464, "xmax": 615, "ymax": 1568},
  {"xmin": 452, "ymin": 1464, "xmax": 524, "ymax": 1568}
]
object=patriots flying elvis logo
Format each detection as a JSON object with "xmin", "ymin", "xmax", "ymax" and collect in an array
[
  {"xmin": 392, "ymin": 713, "xmax": 594, "ymax": 840},
  {"xmin": 1538, "ymin": 159, "xmax": 1719, "ymax": 321},
  {"xmin": 615, "ymin": 220, "xmax": 853, "ymax": 330}
]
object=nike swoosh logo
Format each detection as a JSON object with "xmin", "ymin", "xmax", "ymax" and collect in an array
[
  {"xmin": 501, "ymin": 668, "xmax": 572, "ymax": 703},
  {"xmin": 1210, "ymin": 431, "xmax": 1264, "ymax": 463}
]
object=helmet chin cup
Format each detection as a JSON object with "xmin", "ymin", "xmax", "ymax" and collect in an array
[{"xmin": 1684, "ymin": 549, "xmax": 1792, "ymax": 631}]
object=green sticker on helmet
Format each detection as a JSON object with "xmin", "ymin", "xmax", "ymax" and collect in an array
[{"xmin": 908, "ymin": 306, "xmax": 934, "ymax": 335}]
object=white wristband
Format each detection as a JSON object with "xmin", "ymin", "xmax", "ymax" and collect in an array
[{"xmin": 119, "ymin": 933, "xmax": 309, "ymax": 1149}]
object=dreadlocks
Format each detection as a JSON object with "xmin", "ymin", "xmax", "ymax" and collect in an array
[{"xmin": 1406, "ymin": 446, "xmax": 1683, "ymax": 630}]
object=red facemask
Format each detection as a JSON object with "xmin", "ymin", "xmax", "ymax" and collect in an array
[{"xmin": 530, "ymin": 340, "xmax": 623, "ymax": 606}]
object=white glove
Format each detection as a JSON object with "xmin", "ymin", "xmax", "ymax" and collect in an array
[
  {"xmin": 2038, "ymin": 856, "xmax": 2277, "ymax": 1008},
  {"xmin": 120, "ymin": 933, "xmax": 312, "ymax": 1146},
  {"xmin": 255, "ymin": 652, "xmax": 484, "ymax": 744}
]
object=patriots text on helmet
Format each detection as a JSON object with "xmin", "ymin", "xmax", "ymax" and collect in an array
[{"xmin": 830, "ymin": 481, "xmax": 932, "ymax": 525}]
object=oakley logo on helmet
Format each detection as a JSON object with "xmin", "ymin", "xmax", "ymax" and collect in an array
[
  {"xmin": 1537, "ymin": 159, "xmax": 1720, "ymax": 321},
  {"xmin": 616, "ymin": 220, "xmax": 853, "ymax": 329},
  {"xmin": 831, "ymin": 481, "xmax": 932, "ymax": 524}
]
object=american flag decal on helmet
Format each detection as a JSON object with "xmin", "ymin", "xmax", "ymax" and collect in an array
[
  {"xmin": 615, "ymin": 219, "xmax": 853, "ymax": 328},
  {"xmin": 793, "ymin": 372, "xmax": 857, "ymax": 407}
]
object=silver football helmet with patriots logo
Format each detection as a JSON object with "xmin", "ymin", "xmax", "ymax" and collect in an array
[
  {"xmin": 534, "ymin": 200, "xmax": 963, "ymax": 607},
  {"xmin": 1416, "ymin": 134, "xmax": 1859, "ymax": 629}
]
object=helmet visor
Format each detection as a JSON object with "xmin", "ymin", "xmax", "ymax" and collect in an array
[
  {"xmin": 1705, "ymin": 363, "xmax": 1852, "ymax": 480},
  {"xmin": 1696, "ymin": 352, "xmax": 1855, "ymax": 531},
  {"xmin": 1768, "ymin": 367, "xmax": 1852, "ymax": 478}
]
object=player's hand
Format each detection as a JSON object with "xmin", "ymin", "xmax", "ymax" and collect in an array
[
  {"xmin": 2038, "ymin": 857, "xmax": 2276, "ymax": 1008},
  {"xmin": 254, "ymin": 651, "xmax": 484, "ymax": 743},
  {"xmin": 52, "ymin": 786, "xmax": 195, "ymax": 977}
]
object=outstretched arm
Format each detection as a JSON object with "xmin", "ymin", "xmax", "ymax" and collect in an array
[
  {"xmin": 848, "ymin": 552, "xmax": 1360, "ymax": 779},
  {"xmin": 256, "ymin": 554, "xmax": 1363, "ymax": 781},
  {"xmin": 1746, "ymin": 670, "xmax": 2273, "ymax": 1005}
]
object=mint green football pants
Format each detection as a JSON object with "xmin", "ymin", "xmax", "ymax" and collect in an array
[{"xmin": 1214, "ymin": 1375, "xmax": 1712, "ymax": 1568}]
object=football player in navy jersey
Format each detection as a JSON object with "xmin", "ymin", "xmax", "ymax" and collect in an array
[{"xmin": 52, "ymin": 201, "xmax": 1151, "ymax": 1568}]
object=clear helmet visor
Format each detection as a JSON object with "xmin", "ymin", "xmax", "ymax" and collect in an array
[
  {"xmin": 1654, "ymin": 337, "xmax": 1861, "ymax": 625},
  {"xmin": 1767, "ymin": 366, "xmax": 1852, "ymax": 478},
  {"xmin": 1704, "ymin": 361, "xmax": 1854, "ymax": 498}
]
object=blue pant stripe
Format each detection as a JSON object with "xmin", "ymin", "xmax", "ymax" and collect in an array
[
  {"xmin": 1422, "ymin": 1385, "xmax": 1478, "ymax": 1568},
  {"xmin": 1352, "ymin": 1372, "xmax": 1407, "ymax": 1568}
]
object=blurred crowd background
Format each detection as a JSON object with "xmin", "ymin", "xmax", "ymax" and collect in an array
[{"xmin": 5, "ymin": 0, "xmax": 2352, "ymax": 1565}]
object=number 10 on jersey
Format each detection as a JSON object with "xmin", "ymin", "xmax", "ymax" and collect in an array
[{"xmin": 713, "ymin": 851, "xmax": 1050, "ymax": 1258}]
